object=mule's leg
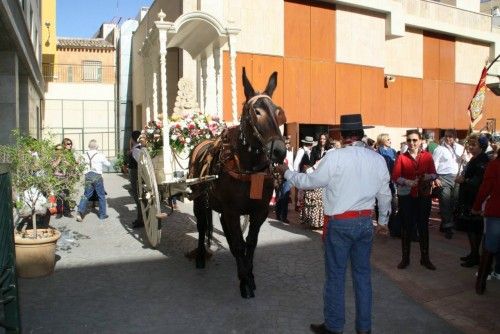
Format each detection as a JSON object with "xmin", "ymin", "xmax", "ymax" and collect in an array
[
  {"xmin": 221, "ymin": 212, "xmax": 254, "ymax": 298},
  {"xmin": 193, "ymin": 195, "xmax": 210, "ymax": 269},
  {"xmin": 245, "ymin": 214, "xmax": 267, "ymax": 291}
]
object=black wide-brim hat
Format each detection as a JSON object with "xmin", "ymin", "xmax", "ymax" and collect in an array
[{"xmin": 334, "ymin": 114, "xmax": 374, "ymax": 131}]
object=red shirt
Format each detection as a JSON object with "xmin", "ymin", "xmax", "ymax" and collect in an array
[
  {"xmin": 392, "ymin": 150, "xmax": 436, "ymax": 197},
  {"xmin": 473, "ymin": 158, "xmax": 500, "ymax": 217}
]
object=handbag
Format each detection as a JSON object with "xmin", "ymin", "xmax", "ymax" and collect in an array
[{"xmin": 417, "ymin": 176, "xmax": 433, "ymax": 197}]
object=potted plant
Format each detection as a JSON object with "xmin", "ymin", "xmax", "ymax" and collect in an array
[
  {"xmin": 113, "ymin": 152, "xmax": 128, "ymax": 174},
  {"xmin": 0, "ymin": 132, "xmax": 84, "ymax": 278}
]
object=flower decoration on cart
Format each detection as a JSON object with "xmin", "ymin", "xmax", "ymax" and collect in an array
[
  {"xmin": 140, "ymin": 77, "xmax": 226, "ymax": 157},
  {"xmin": 169, "ymin": 111, "xmax": 225, "ymax": 155},
  {"xmin": 141, "ymin": 118, "xmax": 164, "ymax": 158}
]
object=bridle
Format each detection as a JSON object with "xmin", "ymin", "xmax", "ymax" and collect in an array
[{"xmin": 239, "ymin": 94, "xmax": 282, "ymax": 160}]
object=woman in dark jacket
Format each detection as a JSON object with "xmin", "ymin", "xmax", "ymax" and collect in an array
[{"xmin": 456, "ymin": 134, "xmax": 490, "ymax": 267}]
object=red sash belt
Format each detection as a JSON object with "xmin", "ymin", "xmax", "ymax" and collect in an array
[{"xmin": 329, "ymin": 210, "xmax": 373, "ymax": 220}]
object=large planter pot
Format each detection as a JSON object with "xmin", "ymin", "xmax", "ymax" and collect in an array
[{"xmin": 14, "ymin": 228, "xmax": 61, "ymax": 278}]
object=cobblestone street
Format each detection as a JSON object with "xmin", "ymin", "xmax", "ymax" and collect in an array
[{"xmin": 16, "ymin": 174, "xmax": 498, "ymax": 333}]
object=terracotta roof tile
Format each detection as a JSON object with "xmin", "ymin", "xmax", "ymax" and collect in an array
[{"xmin": 57, "ymin": 38, "xmax": 114, "ymax": 50}]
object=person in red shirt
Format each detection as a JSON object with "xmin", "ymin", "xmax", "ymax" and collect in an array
[
  {"xmin": 392, "ymin": 129, "xmax": 438, "ymax": 270},
  {"xmin": 472, "ymin": 153, "xmax": 500, "ymax": 294}
]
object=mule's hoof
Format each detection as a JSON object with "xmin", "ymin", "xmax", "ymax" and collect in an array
[
  {"xmin": 195, "ymin": 258, "xmax": 205, "ymax": 269},
  {"xmin": 240, "ymin": 281, "xmax": 255, "ymax": 299}
]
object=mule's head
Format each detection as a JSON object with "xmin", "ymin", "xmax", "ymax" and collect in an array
[{"xmin": 240, "ymin": 68, "xmax": 287, "ymax": 164}]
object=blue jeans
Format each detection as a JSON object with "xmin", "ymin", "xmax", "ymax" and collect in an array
[
  {"xmin": 324, "ymin": 216, "xmax": 373, "ymax": 333},
  {"xmin": 78, "ymin": 172, "xmax": 107, "ymax": 218},
  {"xmin": 484, "ymin": 217, "xmax": 500, "ymax": 253}
]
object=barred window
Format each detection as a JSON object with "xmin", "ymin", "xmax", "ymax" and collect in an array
[{"xmin": 82, "ymin": 61, "xmax": 102, "ymax": 82}]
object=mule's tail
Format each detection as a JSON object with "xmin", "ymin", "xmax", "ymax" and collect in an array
[{"xmin": 206, "ymin": 211, "xmax": 213, "ymax": 248}]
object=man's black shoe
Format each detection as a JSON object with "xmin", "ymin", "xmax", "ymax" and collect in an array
[
  {"xmin": 132, "ymin": 220, "xmax": 144, "ymax": 228},
  {"xmin": 310, "ymin": 323, "xmax": 342, "ymax": 334}
]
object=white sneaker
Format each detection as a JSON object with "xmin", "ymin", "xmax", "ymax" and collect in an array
[
  {"xmin": 475, "ymin": 271, "xmax": 492, "ymax": 280},
  {"xmin": 75, "ymin": 212, "xmax": 83, "ymax": 222},
  {"xmin": 491, "ymin": 271, "xmax": 500, "ymax": 280}
]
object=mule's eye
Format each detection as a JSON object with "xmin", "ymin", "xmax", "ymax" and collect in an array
[{"xmin": 254, "ymin": 109, "xmax": 262, "ymax": 116}]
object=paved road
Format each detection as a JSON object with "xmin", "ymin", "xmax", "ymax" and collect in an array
[{"xmin": 16, "ymin": 174, "xmax": 464, "ymax": 333}]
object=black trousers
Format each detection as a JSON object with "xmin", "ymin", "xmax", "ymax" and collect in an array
[{"xmin": 398, "ymin": 195, "xmax": 432, "ymax": 239}]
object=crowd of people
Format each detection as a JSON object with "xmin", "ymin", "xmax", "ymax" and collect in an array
[
  {"xmin": 274, "ymin": 117, "xmax": 500, "ymax": 334},
  {"xmin": 51, "ymin": 120, "xmax": 499, "ymax": 334}
]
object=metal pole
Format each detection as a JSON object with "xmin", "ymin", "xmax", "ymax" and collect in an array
[{"xmin": 0, "ymin": 165, "xmax": 21, "ymax": 333}]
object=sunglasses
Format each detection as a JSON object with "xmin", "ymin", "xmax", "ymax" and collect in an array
[
  {"xmin": 406, "ymin": 139, "xmax": 419, "ymax": 143},
  {"xmin": 65, "ymin": 143, "xmax": 73, "ymax": 146}
]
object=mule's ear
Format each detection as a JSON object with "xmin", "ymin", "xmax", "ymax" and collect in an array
[
  {"xmin": 264, "ymin": 71, "xmax": 278, "ymax": 98},
  {"xmin": 242, "ymin": 67, "xmax": 255, "ymax": 101}
]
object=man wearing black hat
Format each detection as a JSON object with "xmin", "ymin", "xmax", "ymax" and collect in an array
[{"xmin": 275, "ymin": 114, "xmax": 391, "ymax": 334}]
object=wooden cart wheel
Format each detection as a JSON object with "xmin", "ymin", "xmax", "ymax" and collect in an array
[{"xmin": 138, "ymin": 148, "xmax": 162, "ymax": 248}]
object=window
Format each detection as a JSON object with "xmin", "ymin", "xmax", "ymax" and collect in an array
[{"xmin": 82, "ymin": 61, "xmax": 102, "ymax": 82}]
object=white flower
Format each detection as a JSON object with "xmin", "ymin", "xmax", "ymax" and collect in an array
[
  {"xmin": 171, "ymin": 134, "xmax": 177, "ymax": 140},
  {"xmin": 185, "ymin": 137, "xmax": 191, "ymax": 143}
]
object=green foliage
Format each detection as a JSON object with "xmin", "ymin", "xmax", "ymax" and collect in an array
[
  {"xmin": 113, "ymin": 152, "xmax": 127, "ymax": 172},
  {"xmin": 0, "ymin": 131, "xmax": 85, "ymax": 216}
]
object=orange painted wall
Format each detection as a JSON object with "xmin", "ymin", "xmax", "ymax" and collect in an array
[
  {"xmin": 283, "ymin": 58, "xmax": 310, "ymax": 123},
  {"xmin": 311, "ymin": 61, "xmax": 335, "ymax": 124},
  {"xmin": 384, "ymin": 78, "xmax": 402, "ymax": 127},
  {"xmin": 335, "ymin": 63, "xmax": 360, "ymax": 122},
  {"xmin": 422, "ymin": 80, "xmax": 439, "ymax": 128},
  {"xmin": 361, "ymin": 66, "xmax": 385, "ymax": 125},
  {"xmin": 222, "ymin": 52, "xmax": 283, "ymax": 122},
  {"xmin": 221, "ymin": 1, "xmax": 500, "ymax": 131}
]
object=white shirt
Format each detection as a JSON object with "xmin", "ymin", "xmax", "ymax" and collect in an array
[
  {"xmin": 284, "ymin": 142, "xmax": 392, "ymax": 225},
  {"xmin": 131, "ymin": 143, "xmax": 141, "ymax": 162},
  {"xmin": 83, "ymin": 149, "xmax": 111, "ymax": 175},
  {"xmin": 293, "ymin": 147, "xmax": 311, "ymax": 172},
  {"xmin": 285, "ymin": 149, "xmax": 294, "ymax": 172},
  {"xmin": 432, "ymin": 143, "xmax": 465, "ymax": 175}
]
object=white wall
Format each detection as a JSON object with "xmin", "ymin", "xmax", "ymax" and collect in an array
[
  {"xmin": 45, "ymin": 83, "xmax": 115, "ymax": 100},
  {"xmin": 224, "ymin": 0, "xmax": 284, "ymax": 56},
  {"xmin": 455, "ymin": 38, "xmax": 491, "ymax": 84},
  {"xmin": 385, "ymin": 28, "xmax": 423, "ymax": 78},
  {"xmin": 336, "ymin": 5, "xmax": 386, "ymax": 67}
]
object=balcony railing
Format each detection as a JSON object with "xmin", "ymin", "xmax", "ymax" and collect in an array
[{"xmin": 42, "ymin": 63, "xmax": 116, "ymax": 84}]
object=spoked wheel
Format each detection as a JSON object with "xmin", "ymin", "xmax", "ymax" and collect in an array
[{"xmin": 138, "ymin": 148, "xmax": 162, "ymax": 248}]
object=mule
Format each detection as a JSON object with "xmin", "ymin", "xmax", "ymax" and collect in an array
[{"xmin": 188, "ymin": 68, "xmax": 287, "ymax": 298}]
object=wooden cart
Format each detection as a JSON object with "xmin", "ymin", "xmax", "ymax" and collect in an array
[{"xmin": 137, "ymin": 148, "xmax": 217, "ymax": 247}]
